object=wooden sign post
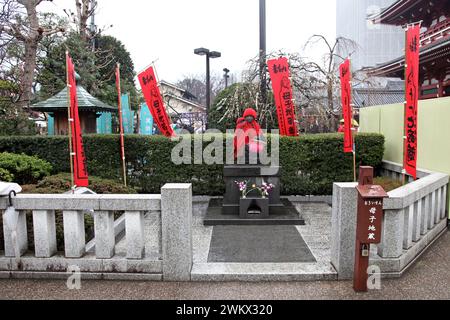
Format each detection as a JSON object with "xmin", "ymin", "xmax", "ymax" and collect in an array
[{"xmin": 354, "ymin": 166, "xmax": 388, "ymax": 292}]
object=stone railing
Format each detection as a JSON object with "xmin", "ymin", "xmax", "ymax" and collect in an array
[
  {"xmin": 331, "ymin": 162, "xmax": 449, "ymax": 279},
  {"xmin": 374, "ymin": 162, "xmax": 449, "ymax": 276},
  {"xmin": 0, "ymin": 184, "xmax": 192, "ymax": 281}
]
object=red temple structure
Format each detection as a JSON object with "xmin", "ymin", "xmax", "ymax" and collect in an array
[{"xmin": 367, "ymin": 0, "xmax": 450, "ymax": 100}]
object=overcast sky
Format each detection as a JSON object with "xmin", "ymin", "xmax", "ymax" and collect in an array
[{"xmin": 39, "ymin": 0, "xmax": 336, "ymax": 83}]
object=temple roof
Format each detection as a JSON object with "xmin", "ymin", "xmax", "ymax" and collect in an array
[
  {"xmin": 368, "ymin": 0, "xmax": 450, "ymax": 27},
  {"xmin": 365, "ymin": 35, "xmax": 450, "ymax": 78},
  {"xmin": 353, "ymin": 82, "xmax": 405, "ymax": 108},
  {"xmin": 31, "ymin": 85, "xmax": 117, "ymax": 113}
]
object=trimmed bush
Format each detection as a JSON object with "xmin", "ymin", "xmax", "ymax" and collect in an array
[
  {"xmin": 374, "ymin": 176, "xmax": 403, "ymax": 192},
  {"xmin": 0, "ymin": 168, "xmax": 13, "ymax": 182},
  {"xmin": 0, "ymin": 152, "xmax": 52, "ymax": 185},
  {"xmin": 0, "ymin": 133, "xmax": 384, "ymax": 195},
  {"xmin": 21, "ymin": 173, "xmax": 137, "ymax": 194}
]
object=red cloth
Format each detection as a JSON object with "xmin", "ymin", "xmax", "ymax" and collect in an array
[
  {"xmin": 234, "ymin": 109, "xmax": 262, "ymax": 158},
  {"xmin": 338, "ymin": 124, "xmax": 345, "ymax": 133}
]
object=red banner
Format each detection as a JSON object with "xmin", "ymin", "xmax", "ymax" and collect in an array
[
  {"xmin": 267, "ymin": 57, "xmax": 299, "ymax": 136},
  {"xmin": 66, "ymin": 53, "xmax": 89, "ymax": 187},
  {"xmin": 404, "ymin": 25, "xmax": 420, "ymax": 180},
  {"xmin": 138, "ymin": 66, "xmax": 175, "ymax": 138},
  {"xmin": 339, "ymin": 59, "xmax": 354, "ymax": 153}
]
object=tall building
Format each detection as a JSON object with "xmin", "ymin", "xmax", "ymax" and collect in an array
[{"xmin": 336, "ymin": 0, "xmax": 405, "ymax": 71}]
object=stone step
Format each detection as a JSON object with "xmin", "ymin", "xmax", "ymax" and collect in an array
[{"xmin": 191, "ymin": 262, "xmax": 338, "ymax": 282}]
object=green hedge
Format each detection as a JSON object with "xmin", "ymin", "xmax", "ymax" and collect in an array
[{"xmin": 0, "ymin": 133, "xmax": 384, "ymax": 195}]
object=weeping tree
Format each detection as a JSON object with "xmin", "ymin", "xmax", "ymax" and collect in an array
[
  {"xmin": 208, "ymin": 82, "xmax": 276, "ymax": 132},
  {"xmin": 302, "ymin": 35, "xmax": 358, "ymax": 131}
]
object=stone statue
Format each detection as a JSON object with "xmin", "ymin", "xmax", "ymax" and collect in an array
[{"xmin": 234, "ymin": 108, "xmax": 265, "ymax": 163}]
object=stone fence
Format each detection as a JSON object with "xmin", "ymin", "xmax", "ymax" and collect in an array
[
  {"xmin": 0, "ymin": 184, "xmax": 192, "ymax": 281},
  {"xmin": 331, "ymin": 161, "xmax": 449, "ymax": 279}
]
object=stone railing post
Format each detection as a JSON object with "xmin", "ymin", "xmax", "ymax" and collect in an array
[
  {"xmin": 63, "ymin": 210, "xmax": 86, "ymax": 258},
  {"xmin": 32, "ymin": 210, "xmax": 57, "ymax": 258},
  {"xmin": 125, "ymin": 211, "xmax": 145, "ymax": 259},
  {"xmin": 94, "ymin": 211, "xmax": 115, "ymax": 259},
  {"xmin": 3, "ymin": 209, "xmax": 28, "ymax": 258},
  {"xmin": 161, "ymin": 184, "xmax": 192, "ymax": 281},
  {"xmin": 441, "ymin": 185, "xmax": 448, "ymax": 219},
  {"xmin": 330, "ymin": 182, "xmax": 358, "ymax": 280},
  {"xmin": 377, "ymin": 208, "xmax": 404, "ymax": 258}
]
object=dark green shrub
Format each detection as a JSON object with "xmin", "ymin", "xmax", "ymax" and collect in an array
[
  {"xmin": 0, "ymin": 133, "xmax": 384, "ymax": 196},
  {"xmin": 0, "ymin": 152, "xmax": 52, "ymax": 185},
  {"xmin": 22, "ymin": 173, "xmax": 137, "ymax": 194},
  {"xmin": 0, "ymin": 168, "xmax": 13, "ymax": 182}
]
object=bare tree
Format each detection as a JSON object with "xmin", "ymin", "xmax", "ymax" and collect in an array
[
  {"xmin": 1, "ymin": 0, "xmax": 65, "ymax": 107},
  {"xmin": 176, "ymin": 73, "xmax": 224, "ymax": 106},
  {"xmin": 301, "ymin": 35, "xmax": 358, "ymax": 131},
  {"xmin": 240, "ymin": 36, "xmax": 358, "ymax": 133},
  {"xmin": 74, "ymin": 0, "xmax": 96, "ymax": 41}
]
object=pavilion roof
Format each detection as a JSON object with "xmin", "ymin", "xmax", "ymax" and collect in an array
[{"xmin": 31, "ymin": 85, "xmax": 117, "ymax": 113}]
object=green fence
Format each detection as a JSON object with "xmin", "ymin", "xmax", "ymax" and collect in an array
[{"xmin": 360, "ymin": 96, "xmax": 450, "ymax": 217}]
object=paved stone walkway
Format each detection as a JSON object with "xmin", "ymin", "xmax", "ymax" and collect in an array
[
  {"xmin": 191, "ymin": 201, "xmax": 337, "ymax": 281},
  {"xmin": 0, "ymin": 230, "xmax": 448, "ymax": 300}
]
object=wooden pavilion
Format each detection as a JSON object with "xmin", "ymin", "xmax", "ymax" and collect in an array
[{"xmin": 31, "ymin": 76, "xmax": 117, "ymax": 135}]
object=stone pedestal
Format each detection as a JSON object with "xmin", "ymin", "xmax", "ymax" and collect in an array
[
  {"xmin": 223, "ymin": 165, "xmax": 282, "ymax": 215},
  {"xmin": 204, "ymin": 165, "xmax": 305, "ymax": 226}
]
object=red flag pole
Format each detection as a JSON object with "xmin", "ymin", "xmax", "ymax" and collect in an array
[
  {"xmin": 340, "ymin": 58, "xmax": 356, "ymax": 181},
  {"xmin": 402, "ymin": 25, "xmax": 408, "ymax": 186},
  {"xmin": 116, "ymin": 63, "xmax": 127, "ymax": 187},
  {"xmin": 66, "ymin": 51, "xmax": 75, "ymax": 192},
  {"xmin": 350, "ymin": 59, "xmax": 356, "ymax": 183}
]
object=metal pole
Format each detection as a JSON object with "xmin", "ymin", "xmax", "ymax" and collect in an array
[
  {"xmin": 402, "ymin": 26, "xmax": 408, "ymax": 186},
  {"xmin": 259, "ymin": 0, "xmax": 267, "ymax": 106},
  {"xmin": 206, "ymin": 54, "xmax": 211, "ymax": 130}
]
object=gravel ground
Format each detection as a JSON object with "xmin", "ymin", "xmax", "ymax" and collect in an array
[{"xmin": 0, "ymin": 230, "xmax": 448, "ymax": 300}]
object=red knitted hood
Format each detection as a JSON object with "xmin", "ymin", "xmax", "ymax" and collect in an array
[{"xmin": 243, "ymin": 108, "xmax": 257, "ymax": 119}]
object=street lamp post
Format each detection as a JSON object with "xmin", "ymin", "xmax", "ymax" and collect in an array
[
  {"xmin": 194, "ymin": 47, "xmax": 221, "ymax": 129},
  {"xmin": 259, "ymin": 0, "xmax": 267, "ymax": 106},
  {"xmin": 223, "ymin": 68, "xmax": 230, "ymax": 88}
]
